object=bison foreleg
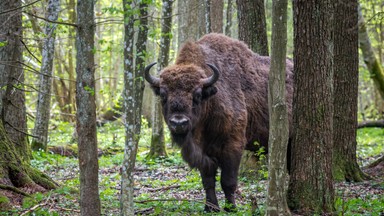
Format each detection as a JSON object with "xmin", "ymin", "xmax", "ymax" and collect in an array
[
  {"xmin": 220, "ymin": 153, "xmax": 241, "ymax": 212},
  {"xmin": 200, "ymin": 168, "xmax": 219, "ymax": 212}
]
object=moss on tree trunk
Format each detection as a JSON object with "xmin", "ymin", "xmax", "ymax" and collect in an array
[{"xmin": 0, "ymin": 120, "xmax": 57, "ymax": 210}]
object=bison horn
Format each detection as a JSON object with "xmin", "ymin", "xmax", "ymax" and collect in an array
[
  {"xmin": 144, "ymin": 62, "xmax": 160, "ymax": 86},
  {"xmin": 202, "ymin": 64, "xmax": 220, "ymax": 87}
]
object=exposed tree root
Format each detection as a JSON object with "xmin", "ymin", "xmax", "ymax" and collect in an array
[
  {"xmin": 0, "ymin": 184, "xmax": 30, "ymax": 196},
  {"xmin": 364, "ymin": 155, "xmax": 384, "ymax": 179}
]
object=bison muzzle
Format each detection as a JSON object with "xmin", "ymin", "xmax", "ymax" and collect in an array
[{"xmin": 144, "ymin": 33, "xmax": 293, "ymax": 212}]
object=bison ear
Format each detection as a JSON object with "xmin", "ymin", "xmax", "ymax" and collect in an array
[{"xmin": 202, "ymin": 86, "xmax": 217, "ymax": 100}]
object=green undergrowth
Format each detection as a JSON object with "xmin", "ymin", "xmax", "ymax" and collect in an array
[
  {"xmin": 356, "ymin": 128, "xmax": 384, "ymax": 165},
  {"xmin": 4, "ymin": 121, "xmax": 383, "ymax": 215}
]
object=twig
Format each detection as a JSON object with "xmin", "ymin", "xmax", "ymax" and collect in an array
[
  {"xmin": 54, "ymin": 206, "xmax": 80, "ymax": 213},
  {"xmin": 0, "ymin": 184, "xmax": 31, "ymax": 197},
  {"xmin": 20, "ymin": 194, "xmax": 52, "ymax": 216},
  {"xmin": 19, "ymin": 39, "xmax": 41, "ymax": 64},
  {"xmin": 0, "ymin": 0, "xmax": 42, "ymax": 15},
  {"xmin": 4, "ymin": 121, "xmax": 39, "ymax": 138},
  {"xmin": 135, "ymin": 207, "xmax": 154, "ymax": 215},
  {"xmin": 23, "ymin": 11, "xmax": 78, "ymax": 27},
  {"xmin": 147, "ymin": 185, "xmax": 180, "ymax": 192}
]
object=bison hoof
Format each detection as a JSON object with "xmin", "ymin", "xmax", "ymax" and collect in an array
[{"xmin": 204, "ymin": 205, "xmax": 220, "ymax": 213}]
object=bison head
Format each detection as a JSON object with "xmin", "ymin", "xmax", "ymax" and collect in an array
[{"xmin": 144, "ymin": 63, "xmax": 219, "ymax": 145}]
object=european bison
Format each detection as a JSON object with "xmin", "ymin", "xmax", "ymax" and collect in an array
[{"xmin": 144, "ymin": 33, "xmax": 293, "ymax": 212}]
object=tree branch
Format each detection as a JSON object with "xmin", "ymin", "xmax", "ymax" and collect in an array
[
  {"xmin": 0, "ymin": 0, "xmax": 41, "ymax": 15},
  {"xmin": 357, "ymin": 120, "xmax": 384, "ymax": 129},
  {"xmin": 4, "ymin": 121, "xmax": 39, "ymax": 138},
  {"xmin": 23, "ymin": 11, "xmax": 78, "ymax": 27}
]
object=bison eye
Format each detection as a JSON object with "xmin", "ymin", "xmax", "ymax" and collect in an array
[
  {"xmin": 193, "ymin": 89, "xmax": 202, "ymax": 105},
  {"xmin": 159, "ymin": 88, "xmax": 167, "ymax": 104}
]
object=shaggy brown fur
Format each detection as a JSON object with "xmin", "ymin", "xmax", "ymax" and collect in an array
[{"xmin": 145, "ymin": 33, "xmax": 293, "ymax": 212}]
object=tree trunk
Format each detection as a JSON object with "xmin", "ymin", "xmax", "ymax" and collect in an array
[
  {"xmin": 224, "ymin": 0, "xmax": 233, "ymax": 37},
  {"xmin": 148, "ymin": 0, "xmax": 174, "ymax": 159},
  {"xmin": 0, "ymin": 0, "xmax": 30, "ymax": 161},
  {"xmin": 120, "ymin": 0, "xmax": 148, "ymax": 214},
  {"xmin": 236, "ymin": 0, "xmax": 269, "ymax": 56},
  {"xmin": 333, "ymin": 0, "xmax": 369, "ymax": 182},
  {"xmin": 266, "ymin": 0, "xmax": 290, "ymax": 215},
  {"xmin": 31, "ymin": 0, "xmax": 60, "ymax": 151},
  {"xmin": 0, "ymin": 119, "xmax": 57, "ymax": 209},
  {"xmin": 75, "ymin": 0, "xmax": 101, "ymax": 215},
  {"xmin": 177, "ymin": 0, "xmax": 205, "ymax": 47},
  {"xmin": 0, "ymin": 0, "xmax": 56, "ymax": 207},
  {"xmin": 358, "ymin": 5, "xmax": 384, "ymax": 100},
  {"xmin": 288, "ymin": 0, "xmax": 334, "ymax": 214},
  {"xmin": 210, "ymin": 0, "xmax": 224, "ymax": 33}
]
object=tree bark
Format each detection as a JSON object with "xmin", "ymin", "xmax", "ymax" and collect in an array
[
  {"xmin": 0, "ymin": 0, "xmax": 30, "ymax": 161},
  {"xmin": 358, "ymin": 5, "xmax": 384, "ymax": 100},
  {"xmin": 0, "ymin": 0, "xmax": 56, "ymax": 206},
  {"xmin": 333, "ymin": 0, "xmax": 369, "ymax": 182},
  {"xmin": 210, "ymin": 0, "xmax": 223, "ymax": 33},
  {"xmin": 148, "ymin": 0, "xmax": 174, "ymax": 159},
  {"xmin": 266, "ymin": 0, "xmax": 290, "ymax": 215},
  {"xmin": 31, "ymin": 0, "xmax": 60, "ymax": 151},
  {"xmin": 224, "ymin": 0, "xmax": 233, "ymax": 37},
  {"xmin": 120, "ymin": 0, "xmax": 149, "ymax": 214},
  {"xmin": 236, "ymin": 0, "xmax": 269, "ymax": 56},
  {"xmin": 75, "ymin": 0, "xmax": 101, "ymax": 215},
  {"xmin": 288, "ymin": 0, "xmax": 334, "ymax": 214},
  {"xmin": 177, "ymin": 0, "xmax": 205, "ymax": 47}
]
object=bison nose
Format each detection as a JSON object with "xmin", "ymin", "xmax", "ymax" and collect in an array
[{"xmin": 169, "ymin": 116, "xmax": 189, "ymax": 133}]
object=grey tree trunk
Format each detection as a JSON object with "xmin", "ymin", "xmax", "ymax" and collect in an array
[
  {"xmin": 120, "ymin": 0, "xmax": 136, "ymax": 214},
  {"xmin": 75, "ymin": 0, "xmax": 101, "ymax": 215},
  {"xmin": 358, "ymin": 5, "xmax": 384, "ymax": 100},
  {"xmin": 31, "ymin": 0, "xmax": 60, "ymax": 151},
  {"xmin": 266, "ymin": 0, "xmax": 290, "ymax": 215},
  {"xmin": 177, "ymin": 0, "xmax": 205, "ymax": 47},
  {"xmin": 236, "ymin": 0, "xmax": 269, "ymax": 55},
  {"xmin": 209, "ymin": 0, "xmax": 224, "ymax": 33},
  {"xmin": 224, "ymin": 0, "xmax": 233, "ymax": 36},
  {"xmin": 120, "ymin": 1, "xmax": 148, "ymax": 214},
  {"xmin": 288, "ymin": 0, "xmax": 334, "ymax": 214},
  {"xmin": 148, "ymin": 0, "xmax": 174, "ymax": 159}
]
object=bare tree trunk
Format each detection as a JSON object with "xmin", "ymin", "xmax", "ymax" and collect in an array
[
  {"xmin": 31, "ymin": 0, "xmax": 60, "ymax": 151},
  {"xmin": 75, "ymin": 0, "xmax": 101, "ymax": 214},
  {"xmin": 358, "ymin": 5, "xmax": 384, "ymax": 100},
  {"xmin": 236, "ymin": 0, "xmax": 269, "ymax": 55},
  {"xmin": 224, "ymin": 0, "xmax": 233, "ymax": 36},
  {"xmin": 288, "ymin": 0, "xmax": 334, "ymax": 214},
  {"xmin": 148, "ymin": 0, "xmax": 174, "ymax": 159},
  {"xmin": 266, "ymin": 0, "xmax": 290, "ymax": 215},
  {"xmin": 120, "ymin": 0, "xmax": 149, "ymax": 214},
  {"xmin": 177, "ymin": 0, "xmax": 205, "ymax": 47},
  {"xmin": 0, "ymin": 0, "xmax": 57, "ymax": 205},
  {"xmin": 333, "ymin": 0, "xmax": 369, "ymax": 182},
  {"xmin": 209, "ymin": 0, "xmax": 223, "ymax": 33},
  {"xmin": 0, "ymin": 0, "xmax": 30, "ymax": 161}
]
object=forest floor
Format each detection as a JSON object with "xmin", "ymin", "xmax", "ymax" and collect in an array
[{"xmin": 1, "ymin": 123, "xmax": 384, "ymax": 215}]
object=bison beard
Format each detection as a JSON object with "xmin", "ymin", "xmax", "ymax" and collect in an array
[{"xmin": 145, "ymin": 33, "xmax": 293, "ymax": 212}]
